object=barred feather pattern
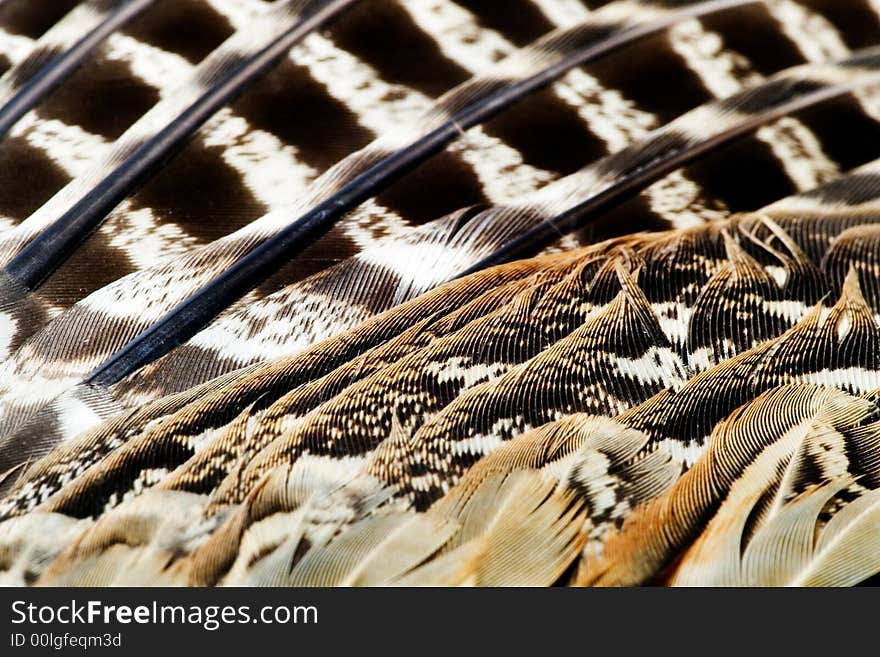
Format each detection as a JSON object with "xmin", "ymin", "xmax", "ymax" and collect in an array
[
  {"xmin": 0, "ymin": 0, "xmax": 874, "ymax": 435},
  {"xmin": 2, "ymin": 0, "xmax": 880, "ymax": 587}
]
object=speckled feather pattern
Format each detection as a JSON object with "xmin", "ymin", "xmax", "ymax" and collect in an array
[{"xmin": 2, "ymin": 0, "xmax": 880, "ymax": 587}]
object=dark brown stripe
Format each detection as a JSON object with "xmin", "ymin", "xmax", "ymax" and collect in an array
[
  {"xmin": 800, "ymin": 0, "xmax": 880, "ymax": 50},
  {"xmin": 36, "ymin": 53, "xmax": 160, "ymax": 140},
  {"xmin": 797, "ymin": 96, "xmax": 880, "ymax": 173},
  {"xmin": 129, "ymin": 134, "xmax": 268, "ymax": 243},
  {"xmin": 0, "ymin": 136, "xmax": 71, "ymax": 221},
  {"xmin": 0, "ymin": 0, "xmax": 79, "ymax": 38},
  {"xmin": 328, "ymin": 0, "xmax": 472, "ymax": 98},
  {"xmin": 587, "ymin": 32, "xmax": 714, "ymax": 124},
  {"xmin": 453, "ymin": 0, "xmax": 556, "ymax": 47},
  {"xmin": 122, "ymin": 0, "xmax": 235, "ymax": 64},
  {"xmin": 682, "ymin": 135, "xmax": 798, "ymax": 212},
  {"xmin": 231, "ymin": 57, "xmax": 374, "ymax": 172},
  {"xmin": 701, "ymin": 3, "xmax": 804, "ymax": 76},
  {"xmin": 483, "ymin": 85, "xmax": 609, "ymax": 176},
  {"xmin": 377, "ymin": 149, "xmax": 489, "ymax": 225}
]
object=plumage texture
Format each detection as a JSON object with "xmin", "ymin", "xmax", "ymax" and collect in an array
[{"xmin": 1, "ymin": 0, "xmax": 880, "ymax": 587}]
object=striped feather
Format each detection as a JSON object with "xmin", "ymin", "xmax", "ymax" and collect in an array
[
  {"xmin": 2, "ymin": 0, "xmax": 880, "ymax": 587},
  {"xmin": 7, "ymin": 34, "xmax": 880, "ymax": 472}
]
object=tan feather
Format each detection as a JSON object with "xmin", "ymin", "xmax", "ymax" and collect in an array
[
  {"xmin": 35, "ymin": 489, "xmax": 217, "ymax": 586},
  {"xmin": 580, "ymin": 384, "xmax": 879, "ymax": 586},
  {"xmin": 670, "ymin": 478, "xmax": 880, "ymax": 586},
  {"xmin": 406, "ymin": 472, "xmax": 587, "ymax": 587}
]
